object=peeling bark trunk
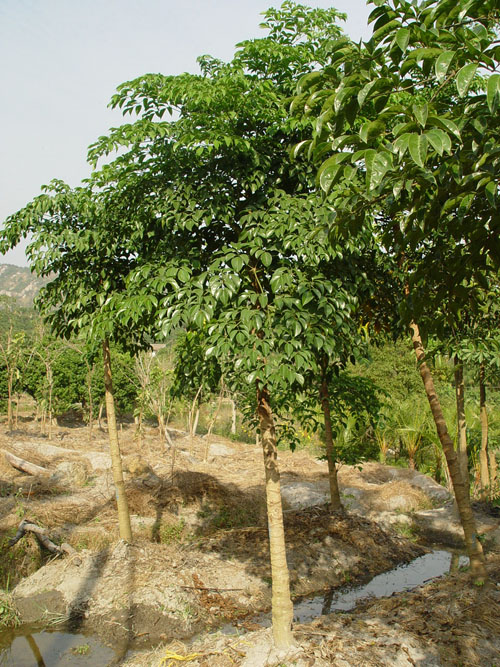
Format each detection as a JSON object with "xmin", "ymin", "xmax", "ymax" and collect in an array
[
  {"xmin": 257, "ymin": 385, "xmax": 294, "ymax": 649},
  {"xmin": 320, "ymin": 378, "xmax": 342, "ymax": 510},
  {"xmin": 410, "ymin": 323, "xmax": 486, "ymax": 581},
  {"xmin": 479, "ymin": 363, "xmax": 490, "ymax": 499},
  {"xmin": 102, "ymin": 339, "xmax": 132, "ymax": 543},
  {"xmin": 454, "ymin": 356, "xmax": 469, "ymax": 497}
]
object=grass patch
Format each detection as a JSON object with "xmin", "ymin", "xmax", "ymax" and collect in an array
[
  {"xmin": 392, "ymin": 521, "xmax": 418, "ymax": 541},
  {"xmin": 159, "ymin": 520, "xmax": 186, "ymax": 544},
  {"xmin": 198, "ymin": 502, "xmax": 261, "ymax": 530},
  {"xmin": 0, "ymin": 592, "xmax": 20, "ymax": 629},
  {"xmin": 0, "ymin": 530, "xmax": 43, "ymax": 590}
]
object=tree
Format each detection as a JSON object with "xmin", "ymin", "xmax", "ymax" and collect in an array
[
  {"xmin": 0, "ymin": 183, "xmax": 147, "ymax": 542},
  {"xmin": 83, "ymin": 3, "xmax": 350, "ymax": 647},
  {"xmin": 295, "ymin": 0, "xmax": 500, "ymax": 581}
]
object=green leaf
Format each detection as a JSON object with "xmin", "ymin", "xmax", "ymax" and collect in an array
[
  {"xmin": 318, "ymin": 156, "xmax": 344, "ymax": 194},
  {"xmin": 231, "ymin": 256, "xmax": 244, "ymax": 272},
  {"xmin": 357, "ymin": 80, "xmax": 378, "ymax": 108},
  {"xmin": 434, "ymin": 51, "xmax": 455, "ymax": 82},
  {"xmin": 487, "ymin": 74, "xmax": 500, "ymax": 113},
  {"xmin": 366, "ymin": 151, "xmax": 392, "ymax": 191},
  {"xmin": 261, "ymin": 252, "xmax": 272, "ymax": 268},
  {"xmin": 371, "ymin": 18, "xmax": 400, "ymax": 44},
  {"xmin": 428, "ymin": 116, "xmax": 461, "ymax": 140},
  {"xmin": 408, "ymin": 134, "xmax": 428, "ymax": 168},
  {"xmin": 485, "ymin": 181, "xmax": 497, "ymax": 208},
  {"xmin": 359, "ymin": 120, "xmax": 385, "ymax": 144},
  {"xmin": 425, "ymin": 128, "xmax": 451, "ymax": 155},
  {"xmin": 395, "ymin": 27, "xmax": 410, "ymax": 52},
  {"xmin": 456, "ymin": 63, "xmax": 478, "ymax": 97},
  {"xmin": 413, "ymin": 103, "xmax": 428, "ymax": 128},
  {"xmin": 297, "ymin": 71, "xmax": 323, "ymax": 94},
  {"xmin": 291, "ymin": 140, "xmax": 311, "ymax": 159},
  {"xmin": 177, "ymin": 267, "xmax": 190, "ymax": 283},
  {"xmin": 393, "ymin": 133, "xmax": 410, "ymax": 159}
]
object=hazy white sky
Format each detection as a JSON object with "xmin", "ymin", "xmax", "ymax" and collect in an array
[{"xmin": 0, "ymin": 0, "xmax": 372, "ymax": 267}]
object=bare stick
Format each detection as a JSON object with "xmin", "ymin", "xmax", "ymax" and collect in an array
[
  {"xmin": 3, "ymin": 451, "xmax": 50, "ymax": 476},
  {"xmin": 8, "ymin": 520, "xmax": 76, "ymax": 557}
]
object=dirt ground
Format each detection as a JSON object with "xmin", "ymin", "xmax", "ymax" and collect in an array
[{"xmin": 0, "ymin": 417, "xmax": 499, "ymax": 666}]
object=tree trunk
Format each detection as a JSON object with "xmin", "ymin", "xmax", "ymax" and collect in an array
[
  {"xmin": 102, "ymin": 339, "xmax": 132, "ymax": 543},
  {"xmin": 230, "ymin": 398, "xmax": 237, "ymax": 435},
  {"xmin": 489, "ymin": 449, "xmax": 498, "ymax": 492},
  {"xmin": 479, "ymin": 363, "xmax": 490, "ymax": 499},
  {"xmin": 188, "ymin": 385, "xmax": 203, "ymax": 437},
  {"xmin": 15, "ymin": 393, "xmax": 20, "ymax": 428},
  {"xmin": 7, "ymin": 371, "xmax": 13, "ymax": 430},
  {"xmin": 256, "ymin": 385, "xmax": 294, "ymax": 649},
  {"xmin": 86, "ymin": 369, "xmax": 94, "ymax": 442},
  {"xmin": 410, "ymin": 323, "xmax": 486, "ymax": 581},
  {"xmin": 98, "ymin": 402, "xmax": 104, "ymax": 430},
  {"xmin": 454, "ymin": 355, "xmax": 469, "ymax": 497},
  {"xmin": 47, "ymin": 367, "xmax": 53, "ymax": 441},
  {"xmin": 320, "ymin": 378, "xmax": 343, "ymax": 510}
]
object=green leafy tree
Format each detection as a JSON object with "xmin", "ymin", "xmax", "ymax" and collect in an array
[
  {"xmin": 0, "ymin": 183, "xmax": 150, "ymax": 542},
  {"xmin": 295, "ymin": 0, "xmax": 500, "ymax": 580},
  {"xmin": 82, "ymin": 4, "xmax": 350, "ymax": 647}
]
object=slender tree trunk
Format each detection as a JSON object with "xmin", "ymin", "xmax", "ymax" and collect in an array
[
  {"xmin": 410, "ymin": 323, "xmax": 486, "ymax": 581},
  {"xmin": 7, "ymin": 371, "xmax": 13, "ymax": 430},
  {"xmin": 454, "ymin": 355, "xmax": 469, "ymax": 497},
  {"xmin": 204, "ymin": 389, "xmax": 224, "ymax": 461},
  {"xmin": 15, "ymin": 393, "xmax": 20, "ymax": 428},
  {"xmin": 230, "ymin": 398, "xmax": 237, "ymax": 435},
  {"xmin": 47, "ymin": 366, "xmax": 53, "ymax": 441},
  {"xmin": 188, "ymin": 385, "xmax": 203, "ymax": 437},
  {"xmin": 256, "ymin": 385, "xmax": 294, "ymax": 649},
  {"xmin": 86, "ymin": 369, "xmax": 94, "ymax": 442},
  {"xmin": 479, "ymin": 363, "xmax": 490, "ymax": 499},
  {"xmin": 98, "ymin": 402, "xmax": 105, "ymax": 430},
  {"xmin": 489, "ymin": 449, "xmax": 498, "ymax": 492},
  {"xmin": 320, "ymin": 378, "xmax": 343, "ymax": 510},
  {"xmin": 102, "ymin": 339, "xmax": 132, "ymax": 543},
  {"xmin": 192, "ymin": 406, "xmax": 200, "ymax": 437}
]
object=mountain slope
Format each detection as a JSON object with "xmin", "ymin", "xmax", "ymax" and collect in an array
[{"xmin": 0, "ymin": 264, "xmax": 49, "ymax": 306}]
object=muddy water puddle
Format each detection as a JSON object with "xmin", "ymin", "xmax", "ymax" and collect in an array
[
  {"xmin": 0, "ymin": 550, "xmax": 468, "ymax": 664},
  {"xmin": 292, "ymin": 549, "xmax": 469, "ymax": 623},
  {"xmin": 0, "ymin": 627, "xmax": 124, "ymax": 666}
]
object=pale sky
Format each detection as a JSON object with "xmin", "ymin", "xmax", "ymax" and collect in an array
[{"xmin": 0, "ymin": 0, "xmax": 371, "ymax": 267}]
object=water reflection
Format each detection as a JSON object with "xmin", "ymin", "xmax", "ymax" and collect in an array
[{"xmin": 294, "ymin": 550, "xmax": 468, "ymax": 622}]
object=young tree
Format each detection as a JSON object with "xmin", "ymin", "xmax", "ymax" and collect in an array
[
  {"xmin": 0, "ymin": 184, "xmax": 148, "ymax": 542},
  {"xmin": 84, "ymin": 4, "xmax": 350, "ymax": 647},
  {"xmin": 295, "ymin": 0, "xmax": 500, "ymax": 580}
]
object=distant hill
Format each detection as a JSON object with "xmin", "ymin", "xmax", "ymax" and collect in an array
[{"xmin": 0, "ymin": 263, "xmax": 49, "ymax": 306}]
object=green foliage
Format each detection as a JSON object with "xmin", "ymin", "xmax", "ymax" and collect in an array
[
  {"xmin": 296, "ymin": 0, "xmax": 500, "ymax": 338},
  {"xmin": 0, "ymin": 296, "xmax": 39, "ymax": 338},
  {"xmin": 0, "ymin": 593, "xmax": 20, "ymax": 629},
  {"xmin": 159, "ymin": 519, "xmax": 185, "ymax": 544}
]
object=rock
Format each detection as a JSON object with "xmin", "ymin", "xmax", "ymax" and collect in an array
[
  {"xmin": 390, "ymin": 467, "xmax": 451, "ymax": 503},
  {"xmin": 208, "ymin": 443, "xmax": 234, "ymax": 457},
  {"xmin": 281, "ymin": 481, "xmax": 328, "ymax": 509}
]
